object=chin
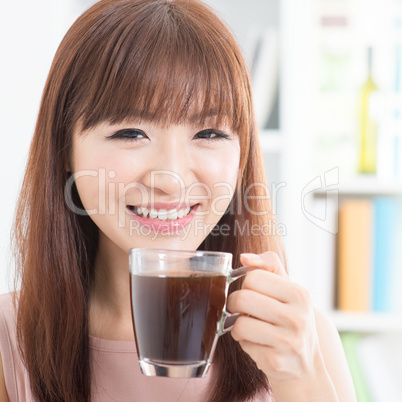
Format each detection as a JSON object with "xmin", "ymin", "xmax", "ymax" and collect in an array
[{"xmin": 123, "ymin": 234, "xmax": 205, "ymax": 253}]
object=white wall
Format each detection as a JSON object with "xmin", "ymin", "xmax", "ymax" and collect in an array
[{"xmin": 0, "ymin": 0, "xmax": 96, "ymax": 295}]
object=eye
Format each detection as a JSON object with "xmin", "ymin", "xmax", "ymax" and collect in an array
[
  {"xmin": 194, "ymin": 129, "xmax": 231, "ymax": 142},
  {"xmin": 105, "ymin": 128, "xmax": 148, "ymax": 141}
]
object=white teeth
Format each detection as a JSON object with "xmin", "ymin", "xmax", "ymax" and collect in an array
[
  {"xmin": 167, "ymin": 209, "xmax": 178, "ymax": 220},
  {"xmin": 131, "ymin": 206, "xmax": 193, "ymax": 220},
  {"xmin": 149, "ymin": 209, "xmax": 158, "ymax": 219},
  {"xmin": 157, "ymin": 209, "xmax": 168, "ymax": 220}
]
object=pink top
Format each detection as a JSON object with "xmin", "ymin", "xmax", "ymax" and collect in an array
[{"xmin": 0, "ymin": 292, "xmax": 273, "ymax": 401}]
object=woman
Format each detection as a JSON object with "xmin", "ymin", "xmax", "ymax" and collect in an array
[{"xmin": 0, "ymin": 0, "xmax": 356, "ymax": 401}]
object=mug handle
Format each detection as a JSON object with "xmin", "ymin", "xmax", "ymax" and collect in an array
[{"xmin": 218, "ymin": 266, "xmax": 256, "ymax": 335}]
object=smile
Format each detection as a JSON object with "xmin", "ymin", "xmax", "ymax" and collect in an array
[
  {"xmin": 127, "ymin": 205, "xmax": 194, "ymax": 221},
  {"xmin": 126, "ymin": 204, "xmax": 200, "ymax": 233}
]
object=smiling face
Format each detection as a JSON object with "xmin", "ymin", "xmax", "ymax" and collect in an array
[
  {"xmin": 58, "ymin": 0, "xmax": 252, "ymax": 256},
  {"xmin": 69, "ymin": 119, "xmax": 241, "ymax": 252}
]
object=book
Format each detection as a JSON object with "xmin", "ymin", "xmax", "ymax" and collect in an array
[
  {"xmin": 340, "ymin": 333, "xmax": 372, "ymax": 402},
  {"xmin": 311, "ymin": 196, "xmax": 338, "ymax": 311},
  {"xmin": 372, "ymin": 198, "xmax": 401, "ymax": 312},
  {"xmin": 387, "ymin": 199, "xmax": 402, "ymax": 313},
  {"xmin": 337, "ymin": 200, "xmax": 373, "ymax": 311}
]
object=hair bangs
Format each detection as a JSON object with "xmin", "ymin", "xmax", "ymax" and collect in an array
[{"xmin": 73, "ymin": 0, "xmax": 249, "ymax": 135}]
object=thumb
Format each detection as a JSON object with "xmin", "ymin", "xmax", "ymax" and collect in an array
[{"xmin": 240, "ymin": 251, "xmax": 288, "ymax": 278}]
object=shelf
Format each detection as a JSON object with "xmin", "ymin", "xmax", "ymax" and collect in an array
[
  {"xmin": 313, "ymin": 176, "xmax": 402, "ymax": 197},
  {"xmin": 258, "ymin": 129, "xmax": 282, "ymax": 153},
  {"xmin": 328, "ymin": 311, "xmax": 402, "ymax": 333}
]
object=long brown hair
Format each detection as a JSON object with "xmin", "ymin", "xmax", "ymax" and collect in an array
[{"xmin": 12, "ymin": 0, "xmax": 285, "ymax": 401}]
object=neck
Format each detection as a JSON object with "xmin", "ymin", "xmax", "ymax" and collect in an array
[{"xmin": 89, "ymin": 232, "xmax": 134, "ymax": 341}]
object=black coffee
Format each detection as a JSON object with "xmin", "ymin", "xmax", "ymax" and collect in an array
[{"xmin": 130, "ymin": 271, "xmax": 227, "ymax": 364}]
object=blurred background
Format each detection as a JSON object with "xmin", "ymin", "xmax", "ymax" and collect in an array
[{"xmin": 1, "ymin": 0, "xmax": 402, "ymax": 400}]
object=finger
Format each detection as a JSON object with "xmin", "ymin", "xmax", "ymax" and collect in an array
[
  {"xmin": 241, "ymin": 269, "xmax": 295, "ymax": 303},
  {"xmin": 237, "ymin": 338, "xmax": 268, "ymax": 359},
  {"xmin": 240, "ymin": 251, "xmax": 287, "ymax": 278},
  {"xmin": 230, "ymin": 315, "xmax": 283, "ymax": 346},
  {"xmin": 227, "ymin": 288, "xmax": 292, "ymax": 325}
]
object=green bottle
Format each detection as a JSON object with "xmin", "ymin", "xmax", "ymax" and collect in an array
[{"xmin": 358, "ymin": 47, "xmax": 378, "ymax": 174}]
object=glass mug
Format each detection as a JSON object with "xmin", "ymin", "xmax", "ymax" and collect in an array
[{"xmin": 129, "ymin": 248, "xmax": 254, "ymax": 378}]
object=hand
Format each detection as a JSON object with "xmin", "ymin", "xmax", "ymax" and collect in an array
[{"xmin": 227, "ymin": 251, "xmax": 334, "ymax": 399}]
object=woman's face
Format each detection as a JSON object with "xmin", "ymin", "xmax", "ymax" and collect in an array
[{"xmin": 69, "ymin": 119, "xmax": 241, "ymax": 252}]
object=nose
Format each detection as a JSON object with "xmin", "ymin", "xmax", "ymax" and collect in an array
[{"xmin": 141, "ymin": 140, "xmax": 195, "ymax": 196}]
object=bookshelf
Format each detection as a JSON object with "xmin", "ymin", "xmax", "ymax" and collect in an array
[
  {"xmin": 314, "ymin": 179, "xmax": 402, "ymax": 197},
  {"xmin": 272, "ymin": 1, "xmax": 402, "ymax": 396},
  {"xmin": 209, "ymin": 0, "xmax": 402, "ymax": 340},
  {"xmin": 272, "ymin": 0, "xmax": 402, "ymax": 331},
  {"xmin": 328, "ymin": 311, "xmax": 402, "ymax": 333},
  {"xmin": 196, "ymin": 7, "xmax": 402, "ymax": 400},
  {"xmin": 309, "ymin": 188, "xmax": 402, "ymax": 313}
]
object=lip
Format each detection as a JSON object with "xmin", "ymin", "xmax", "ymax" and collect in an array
[{"xmin": 126, "ymin": 203, "xmax": 200, "ymax": 233}]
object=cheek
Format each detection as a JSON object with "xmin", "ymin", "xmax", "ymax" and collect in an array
[
  {"xmin": 72, "ymin": 148, "xmax": 153, "ymax": 216},
  {"xmin": 200, "ymin": 148, "xmax": 240, "ymax": 214},
  {"xmin": 72, "ymin": 143, "xmax": 123, "ymax": 172},
  {"xmin": 71, "ymin": 146, "xmax": 130, "ymax": 212}
]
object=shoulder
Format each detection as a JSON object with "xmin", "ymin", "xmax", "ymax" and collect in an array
[
  {"xmin": 313, "ymin": 307, "xmax": 357, "ymax": 402},
  {"xmin": 0, "ymin": 291, "xmax": 17, "ymax": 310},
  {"xmin": 0, "ymin": 292, "xmax": 18, "ymax": 336},
  {"xmin": 0, "ymin": 291, "xmax": 18, "ymax": 330},
  {"xmin": 0, "ymin": 291, "xmax": 18, "ymax": 402}
]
